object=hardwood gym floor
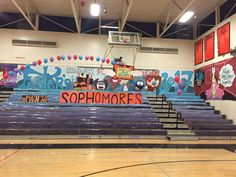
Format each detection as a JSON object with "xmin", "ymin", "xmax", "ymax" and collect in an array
[{"xmin": 0, "ymin": 139, "xmax": 236, "ymax": 177}]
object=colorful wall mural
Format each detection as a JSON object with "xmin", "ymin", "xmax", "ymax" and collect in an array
[
  {"xmin": 0, "ymin": 64, "xmax": 18, "ymax": 88},
  {"xmin": 194, "ymin": 57, "xmax": 236, "ymax": 100},
  {"xmin": 14, "ymin": 64, "xmax": 194, "ymax": 93}
]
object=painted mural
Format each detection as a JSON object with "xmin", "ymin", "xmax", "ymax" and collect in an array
[
  {"xmin": 194, "ymin": 57, "xmax": 236, "ymax": 100},
  {"xmin": 0, "ymin": 64, "xmax": 18, "ymax": 88},
  {"xmin": 15, "ymin": 64, "xmax": 194, "ymax": 94}
]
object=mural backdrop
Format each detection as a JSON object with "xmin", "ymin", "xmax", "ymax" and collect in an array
[
  {"xmin": 13, "ymin": 65, "xmax": 194, "ymax": 93},
  {"xmin": 0, "ymin": 64, "xmax": 18, "ymax": 88},
  {"xmin": 194, "ymin": 57, "xmax": 236, "ymax": 100}
]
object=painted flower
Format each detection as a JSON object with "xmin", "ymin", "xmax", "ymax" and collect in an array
[{"xmin": 219, "ymin": 64, "xmax": 235, "ymax": 87}]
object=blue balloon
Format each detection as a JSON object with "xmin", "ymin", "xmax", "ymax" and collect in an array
[
  {"xmin": 79, "ymin": 55, "xmax": 83, "ymax": 60},
  {"xmin": 9, "ymin": 71, "xmax": 14, "ymax": 76},
  {"xmin": 61, "ymin": 55, "xmax": 65, "ymax": 60},
  {"xmin": 174, "ymin": 84, "xmax": 179, "ymax": 91},
  {"xmin": 111, "ymin": 59, "xmax": 116, "ymax": 65},
  {"xmin": 96, "ymin": 57, "xmax": 100, "ymax": 62},
  {"xmin": 26, "ymin": 64, "xmax": 30, "ymax": 68},
  {"xmin": 44, "ymin": 58, "xmax": 48, "ymax": 63}
]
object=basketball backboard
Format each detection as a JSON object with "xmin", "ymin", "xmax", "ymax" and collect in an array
[{"xmin": 108, "ymin": 31, "xmax": 141, "ymax": 46}]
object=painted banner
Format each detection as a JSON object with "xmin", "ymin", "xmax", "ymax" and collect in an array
[
  {"xmin": 16, "ymin": 65, "xmax": 194, "ymax": 94},
  {"xmin": 21, "ymin": 95, "xmax": 48, "ymax": 102},
  {"xmin": 194, "ymin": 56, "xmax": 236, "ymax": 100},
  {"xmin": 204, "ymin": 32, "xmax": 214, "ymax": 61},
  {"xmin": 195, "ymin": 39, "xmax": 203, "ymax": 65},
  {"xmin": 114, "ymin": 65, "xmax": 134, "ymax": 80},
  {"xmin": 217, "ymin": 22, "xmax": 230, "ymax": 56},
  {"xmin": 60, "ymin": 91, "xmax": 142, "ymax": 104}
]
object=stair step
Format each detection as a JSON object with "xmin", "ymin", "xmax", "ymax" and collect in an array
[
  {"xmin": 0, "ymin": 95, "xmax": 11, "ymax": 98},
  {"xmin": 167, "ymin": 129, "xmax": 195, "ymax": 136},
  {"xmin": 154, "ymin": 110, "xmax": 176, "ymax": 113},
  {"xmin": 158, "ymin": 114, "xmax": 178, "ymax": 118},
  {"xmin": 163, "ymin": 124, "xmax": 189, "ymax": 129},
  {"xmin": 160, "ymin": 118, "xmax": 181, "ymax": 123},
  {"xmin": 168, "ymin": 135, "xmax": 199, "ymax": 141}
]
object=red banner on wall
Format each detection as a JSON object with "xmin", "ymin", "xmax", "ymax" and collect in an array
[
  {"xmin": 60, "ymin": 91, "xmax": 142, "ymax": 104},
  {"xmin": 204, "ymin": 32, "xmax": 214, "ymax": 62},
  {"xmin": 195, "ymin": 39, "xmax": 203, "ymax": 65},
  {"xmin": 217, "ymin": 22, "xmax": 230, "ymax": 56}
]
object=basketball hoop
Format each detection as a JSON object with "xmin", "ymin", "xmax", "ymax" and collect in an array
[{"xmin": 101, "ymin": 31, "xmax": 141, "ymax": 69}]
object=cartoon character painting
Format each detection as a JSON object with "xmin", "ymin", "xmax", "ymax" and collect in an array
[
  {"xmin": 110, "ymin": 76, "xmax": 122, "ymax": 91},
  {"xmin": 74, "ymin": 72, "xmax": 93, "ymax": 90},
  {"xmin": 145, "ymin": 70, "xmax": 162, "ymax": 92},
  {"xmin": 206, "ymin": 65, "xmax": 224, "ymax": 99},
  {"xmin": 94, "ymin": 78, "xmax": 108, "ymax": 90},
  {"xmin": 195, "ymin": 69, "xmax": 204, "ymax": 87},
  {"xmin": 135, "ymin": 80, "xmax": 145, "ymax": 91}
]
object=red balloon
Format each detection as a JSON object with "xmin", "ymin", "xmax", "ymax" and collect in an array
[
  {"xmin": 20, "ymin": 65, "xmax": 25, "ymax": 71},
  {"xmin": 37, "ymin": 60, "xmax": 42, "ymax": 65},
  {"xmin": 57, "ymin": 56, "xmax": 61, "ymax": 61},
  {"xmin": 80, "ymin": 0, "xmax": 85, "ymax": 7},
  {"xmin": 73, "ymin": 55, "xmax": 77, "ymax": 60},
  {"xmin": 90, "ymin": 56, "xmax": 94, "ymax": 61},
  {"xmin": 106, "ymin": 58, "xmax": 110, "ymax": 64},
  {"xmin": 174, "ymin": 76, "xmax": 180, "ymax": 83},
  {"xmin": 3, "ymin": 73, "xmax": 8, "ymax": 79}
]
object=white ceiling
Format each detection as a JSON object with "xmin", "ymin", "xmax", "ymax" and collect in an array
[{"xmin": 0, "ymin": 0, "xmax": 227, "ymax": 24}]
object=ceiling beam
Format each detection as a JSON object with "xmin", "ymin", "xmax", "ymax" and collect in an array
[
  {"xmin": 11, "ymin": 0, "xmax": 36, "ymax": 30},
  {"xmin": 120, "ymin": 0, "xmax": 134, "ymax": 31},
  {"xmin": 70, "ymin": 0, "xmax": 80, "ymax": 33},
  {"xmin": 160, "ymin": 0, "xmax": 195, "ymax": 37}
]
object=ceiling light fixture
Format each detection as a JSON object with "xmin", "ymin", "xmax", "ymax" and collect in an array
[
  {"xmin": 100, "ymin": 25, "xmax": 119, "ymax": 29},
  {"xmin": 179, "ymin": 11, "xmax": 194, "ymax": 23},
  {"xmin": 90, "ymin": 2, "xmax": 100, "ymax": 17}
]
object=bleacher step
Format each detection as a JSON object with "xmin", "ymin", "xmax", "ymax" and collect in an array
[
  {"xmin": 163, "ymin": 123, "xmax": 189, "ymax": 129},
  {"xmin": 168, "ymin": 135, "xmax": 199, "ymax": 141},
  {"xmin": 160, "ymin": 118, "xmax": 181, "ymax": 123},
  {"xmin": 167, "ymin": 129, "xmax": 195, "ymax": 136}
]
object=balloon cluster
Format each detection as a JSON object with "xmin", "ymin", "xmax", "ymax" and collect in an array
[
  {"xmin": 3, "ymin": 54, "xmax": 114, "ymax": 79},
  {"xmin": 174, "ymin": 76, "xmax": 184, "ymax": 95},
  {"xmin": 26, "ymin": 54, "xmax": 113, "ymax": 68},
  {"xmin": 2, "ymin": 68, "xmax": 19, "ymax": 80}
]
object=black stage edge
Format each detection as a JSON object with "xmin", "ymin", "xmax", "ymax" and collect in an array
[{"xmin": 0, "ymin": 143, "xmax": 236, "ymax": 152}]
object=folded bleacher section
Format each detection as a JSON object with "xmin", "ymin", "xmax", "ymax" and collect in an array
[
  {"xmin": 0, "ymin": 90, "xmax": 167, "ymax": 138},
  {"xmin": 164, "ymin": 93, "xmax": 236, "ymax": 140}
]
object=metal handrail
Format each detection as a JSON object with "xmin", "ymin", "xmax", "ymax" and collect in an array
[
  {"xmin": 176, "ymin": 112, "xmax": 182, "ymax": 128},
  {"xmin": 167, "ymin": 102, "xmax": 172, "ymax": 117}
]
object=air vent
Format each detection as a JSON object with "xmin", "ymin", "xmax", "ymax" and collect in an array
[
  {"xmin": 139, "ymin": 46, "xmax": 178, "ymax": 54},
  {"xmin": 12, "ymin": 39, "xmax": 57, "ymax": 48}
]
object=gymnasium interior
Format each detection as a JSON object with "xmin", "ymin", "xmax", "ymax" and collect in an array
[{"xmin": 0, "ymin": 0, "xmax": 236, "ymax": 176}]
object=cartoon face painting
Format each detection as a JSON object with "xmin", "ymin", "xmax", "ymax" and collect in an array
[
  {"xmin": 135, "ymin": 80, "xmax": 145, "ymax": 91},
  {"xmin": 94, "ymin": 79, "xmax": 108, "ymax": 90},
  {"xmin": 145, "ymin": 70, "xmax": 162, "ymax": 92}
]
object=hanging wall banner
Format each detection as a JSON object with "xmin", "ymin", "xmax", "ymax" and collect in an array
[
  {"xmin": 60, "ymin": 91, "xmax": 142, "ymax": 104},
  {"xmin": 204, "ymin": 32, "xmax": 214, "ymax": 61},
  {"xmin": 195, "ymin": 39, "xmax": 203, "ymax": 65},
  {"xmin": 217, "ymin": 22, "xmax": 230, "ymax": 56}
]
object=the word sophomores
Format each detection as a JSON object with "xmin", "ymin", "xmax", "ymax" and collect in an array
[{"xmin": 60, "ymin": 91, "xmax": 142, "ymax": 104}]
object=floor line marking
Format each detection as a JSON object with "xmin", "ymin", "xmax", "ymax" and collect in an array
[
  {"xmin": 80, "ymin": 159, "xmax": 236, "ymax": 177},
  {"xmin": 0, "ymin": 143, "xmax": 33, "ymax": 168}
]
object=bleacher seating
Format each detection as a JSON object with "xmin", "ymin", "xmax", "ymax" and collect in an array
[
  {"xmin": 164, "ymin": 92, "xmax": 236, "ymax": 139},
  {"xmin": 0, "ymin": 90, "xmax": 167, "ymax": 137}
]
